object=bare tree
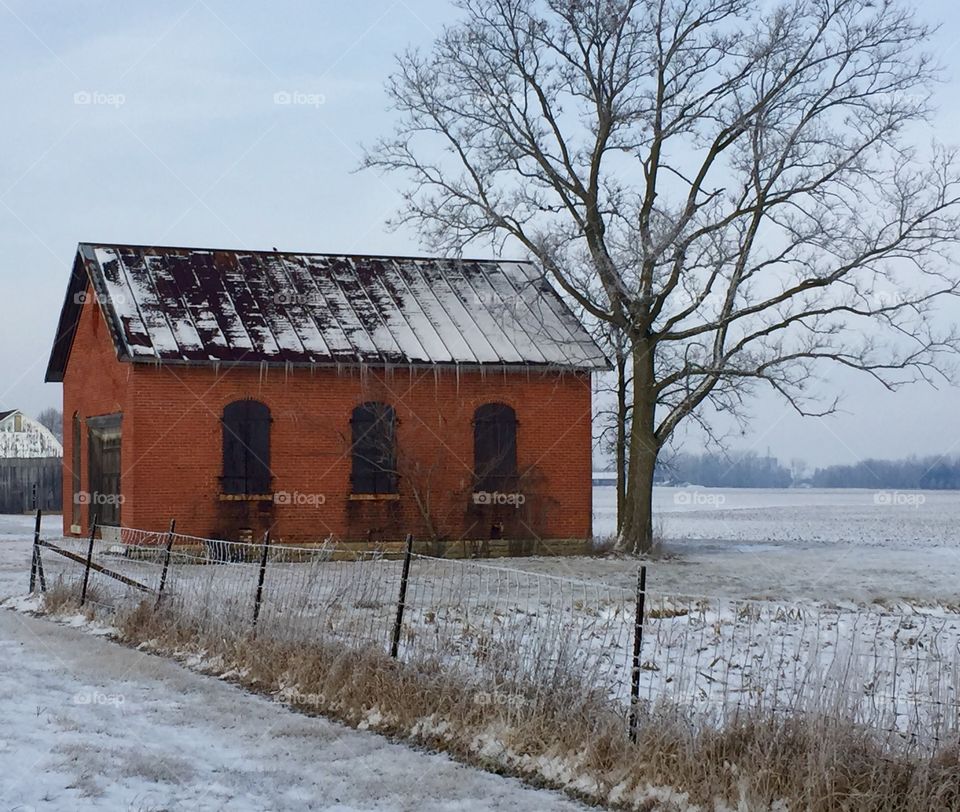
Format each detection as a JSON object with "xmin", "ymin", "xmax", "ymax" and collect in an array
[
  {"xmin": 591, "ymin": 321, "xmax": 632, "ymax": 531},
  {"xmin": 37, "ymin": 407, "xmax": 63, "ymax": 442},
  {"xmin": 364, "ymin": 0, "xmax": 960, "ymax": 552}
]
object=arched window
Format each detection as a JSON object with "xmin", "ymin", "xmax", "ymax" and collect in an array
[
  {"xmin": 221, "ymin": 400, "xmax": 272, "ymax": 495},
  {"xmin": 474, "ymin": 403, "xmax": 518, "ymax": 492},
  {"xmin": 351, "ymin": 402, "xmax": 397, "ymax": 494}
]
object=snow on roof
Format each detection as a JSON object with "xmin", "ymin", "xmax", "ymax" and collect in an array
[
  {"xmin": 45, "ymin": 244, "xmax": 609, "ymax": 381},
  {"xmin": 0, "ymin": 410, "xmax": 63, "ymax": 459}
]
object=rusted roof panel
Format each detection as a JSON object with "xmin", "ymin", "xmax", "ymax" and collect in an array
[{"xmin": 45, "ymin": 243, "xmax": 609, "ymax": 381}]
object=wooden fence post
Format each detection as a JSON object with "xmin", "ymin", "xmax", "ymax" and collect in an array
[
  {"xmin": 80, "ymin": 515, "xmax": 99, "ymax": 607},
  {"xmin": 390, "ymin": 534, "xmax": 415, "ymax": 659},
  {"xmin": 629, "ymin": 565, "xmax": 647, "ymax": 743},
  {"xmin": 154, "ymin": 519, "xmax": 177, "ymax": 611},
  {"xmin": 252, "ymin": 531, "xmax": 271, "ymax": 630}
]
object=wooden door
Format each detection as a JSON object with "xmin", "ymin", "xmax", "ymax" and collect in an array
[{"xmin": 88, "ymin": 414, "xmax": 122, "ymax": 527}]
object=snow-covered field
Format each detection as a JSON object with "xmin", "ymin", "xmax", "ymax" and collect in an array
[{"xmin": 582, "ymin": 486, "xmax": 960, "ymax": 604}]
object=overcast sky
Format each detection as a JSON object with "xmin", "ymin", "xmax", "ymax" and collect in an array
[{"xmin": 2, "ymin": 0, "xmax": 960, "ymax": 469}]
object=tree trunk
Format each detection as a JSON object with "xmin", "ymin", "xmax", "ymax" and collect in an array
[
  {"xmin": 619, "ymin": 341, "xmax": 659, "ymax": 554},
  {"xmin": 615, "ymin": 350, "xmax": 628, "ymax": 535}
]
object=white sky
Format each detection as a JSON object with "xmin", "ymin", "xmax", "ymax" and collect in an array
[{"xmin": 2, "ymin": 0, "xmax": 960, "ymax": 469}]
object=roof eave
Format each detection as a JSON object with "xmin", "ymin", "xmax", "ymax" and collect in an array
[
  {"xmin": 44, "ymin": 252, "xmax": 88, "ymax": 383},
  {"xmin": 122, "ymin": 356, "xmax": 610, "ymax": 374},
  {"xmin": 45, "ymin": 246, "xmax": 136, "ymax": 383}
]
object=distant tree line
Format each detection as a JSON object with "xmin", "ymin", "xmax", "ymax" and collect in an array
[
  {"xmin": 646, "ymin": 450, "xmax": 960, "ymax": 490},
  {"xmin": 655, "ymin": 451, "xmax": 793, "ymax": 488},
  {"xmin": 809, "ymin": 457, "xmax": 960, "ymax": 490}
]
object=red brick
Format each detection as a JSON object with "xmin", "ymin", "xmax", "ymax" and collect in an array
[{"xmin": 61, "ymin": 292, "xmax": 593, "ymax": 543}]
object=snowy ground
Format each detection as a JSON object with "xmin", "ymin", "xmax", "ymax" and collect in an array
[
  {"xmin": 2, "ymin": 486, "xmax": 959, "ymax": 810},
  {"xmin": 0, "ymin": 515, "xmax": 586, "ymax": 811}
]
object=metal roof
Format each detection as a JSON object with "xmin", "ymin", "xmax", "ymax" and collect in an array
[{"xmin": 45, "ymin": 244, "xmax": 608, "ymax": 382}]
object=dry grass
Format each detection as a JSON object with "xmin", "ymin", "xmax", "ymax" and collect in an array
[
  {"xmin": 91, "ymin": 596, "xmax": 960, "ymax": 812},
  {"xmin": 32, "ymin": 567, "xmax": 960, "ymax": 811},
  {"xmin": 590, "ymin": 534, "xmax": 620, "ymax": 556},
  {"xmin": 41, "ymin": 578, "xmax": 107, "ymax": 619}
]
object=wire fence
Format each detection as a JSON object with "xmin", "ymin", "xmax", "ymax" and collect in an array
[{"xmin": 30, "ymin": 521, "xmax": 960, "ymax": 752}]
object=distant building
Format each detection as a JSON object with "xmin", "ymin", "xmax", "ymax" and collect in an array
[
  {"xmin": 0, "ymin": 410, "xmax": 63, "ymax": 514},
  {"xmin": 46, "ymin": 243, "xmax": 608, "ymax": 548}
]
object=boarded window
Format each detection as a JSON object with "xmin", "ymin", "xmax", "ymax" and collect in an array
[
  {"xmin": 221, "ymin": 400, "xmax": 272, "ymax": 495},
  {"xmin": 350, "ymin": 402, "xmax": 397, "ymax": 494},
  {"xmin": 474, "ymin": 403, "xmax": 518, "ymax": 492}
]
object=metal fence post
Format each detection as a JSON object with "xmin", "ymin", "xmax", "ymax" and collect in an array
[
  {"xmin": 390, "ymin": 534, "xmax": 415, "ymax": 659},
  {"xmin": 154, "ymin": 519, "xmax": 177, "ymax": 611},
  {"xmin": 80, "ymin": 515, "xmax": 99, "ymax": 607},
  {"xmin": 252, "ymin": 531, "xmax": 271, "ymax": 630},
  {"xmin": 629, "ymin": 564, "xmax": 647, "ymax": 743},
  {"xmin": 35, "ymin": 512, "xmax": 46, "ymax": 592},
  {"xmin": 29, "ymin": 509, "xmax": 43, "ymax": 593}
]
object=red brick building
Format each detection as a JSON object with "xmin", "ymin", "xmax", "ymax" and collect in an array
[{"xmin": 46, "ymin": 244, "xmax": 607, "ymax": 549}]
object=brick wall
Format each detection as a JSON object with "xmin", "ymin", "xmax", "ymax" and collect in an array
[
  {"xmin": 62, "ymin": 297, "xmax": 594, "ymax": 544},
  {"xmin": 61, "ymin": 289, "xmax": 134, "ymax": 530}
]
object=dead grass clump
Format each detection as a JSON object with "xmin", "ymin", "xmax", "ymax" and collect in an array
[
  {"xmin": 624, "ymin": 709, "xmax": 960, "ymax": 811},
  {"xmin": 647, "ymin": 605, "xmax": 690, "ymax": 620},
  {"xmin": 41, "ymin": 579, "xmax": 107, "ymax": 619},
  {"xmin": 40, "ymin": 579, "xmax": 77, "ymax": 615},
  {"xmin": 589, "ymin": 535, "xmax": 619, "ymax": 556}
]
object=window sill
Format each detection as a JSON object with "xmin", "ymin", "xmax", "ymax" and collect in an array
[
  {"xmin": 348, "ymin": 493, "xmax": 400, "ymax": 502},
  {"xmin": 219, "ymin": 493, "xmax": 274, "ymax": 502}
]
